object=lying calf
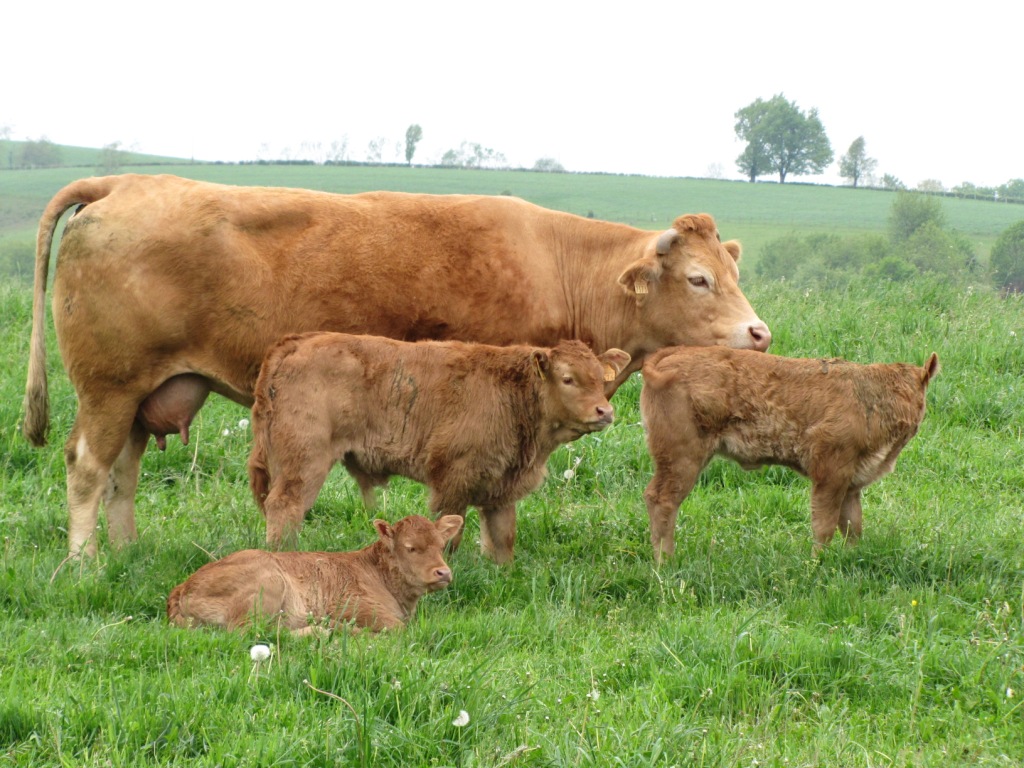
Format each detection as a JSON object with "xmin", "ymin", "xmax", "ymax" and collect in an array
[
  {"xmin": 641, "ymin": 346, "xmax": 939, "ymax": 562},
  {"xmin": 249, "ymin": 333, "xmax": 630, "ymax": 562},
  {"xmin": 167, "ymin": 514, "xmax": 463, "ymax": 633}
]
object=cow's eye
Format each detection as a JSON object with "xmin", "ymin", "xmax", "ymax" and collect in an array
[
  {"xmin": 562, "ymin": 376, "xmax": 574, "ymax": 385},
  {"xmin": 688, "ymin": 275, "xmax": 709, "ymax": 288}
]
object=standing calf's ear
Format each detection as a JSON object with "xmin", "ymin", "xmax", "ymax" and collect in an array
[{"xmin": 598, "ymin": 348, "xmax": 632, "ymax": 381}]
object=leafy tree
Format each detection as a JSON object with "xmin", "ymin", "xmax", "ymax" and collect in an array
[
  {"xmin": 96, "ymin": 141, "xmax": 125, "ymax": 174},
  {"xmin": 880, "ymin": 174, "xmax": 905, "ymax": 190},
  {"xmin": 18, "ymin": 137, "xmax": 61, "ymax": 168},
  {"xmin": 838, "ymin": 136, "xmax": 877, "ymax": 188},
  {"xmin": 440, "ymin": 141, "xmax": 506, "ymax": 169},
  {"xmin": 888, "ymin": 191, "xmax": 945, "ymax": 243},
  {"xmin": 734, "ymin": 94, "xmax": 833, "ymax": 183},
  {"xmin": 997, "ymin": 179, "xmax": 1024, "ymax": 202},
  {"xmin": 532, "ymin": 157, "xmax": 564, "ymax": 172},
  {"xmin": 990, "ymin": 220, "xmax": 1024, "ymax": 293},
  {"xmin": 917, "ymin": 179, "xmax": 944, "ymax": 193},
  {"xmin": 366, "ymin": 136, "xmax": 386, "ymax": 163},
  {"xmin": 0, "ymin": 124, "xmax": 11, "ymax": 169},
  {"xmin": 404, "ymin": 124, "xmax": 423, "ymax": 165}
]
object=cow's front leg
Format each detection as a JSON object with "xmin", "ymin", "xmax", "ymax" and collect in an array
[{"xmin": 479, "ymin": 503, "xmax": 517, "ymax": 564}]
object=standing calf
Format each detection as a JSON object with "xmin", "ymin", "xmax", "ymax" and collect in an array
[
  {"xmin": 167, "ymin": 514, "xmax": 463, "ymax": 633},
  {"xmin": 641, "ymin": 347, "xmax": 939, "ymax": 562},
  {"xmin": 249, "ymin": 333, "xmax": 631, "ymax": 562}
]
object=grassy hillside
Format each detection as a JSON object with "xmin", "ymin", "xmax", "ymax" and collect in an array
[
  {"xmin": 2, "ymin": 264, "xmax": 1023, "ymax": 763},
  {"xmin": 2, "ymin": 162, "xmax": 1022, "ymax": 283}
]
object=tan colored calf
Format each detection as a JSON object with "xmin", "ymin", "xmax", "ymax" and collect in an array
[
  {"xmin": 167, "ymin": 514, "xmax": 462, "ymax": 633},
  {"xmin": 641, "ymin": 347, "xmax": 939, "ymax": 562}
]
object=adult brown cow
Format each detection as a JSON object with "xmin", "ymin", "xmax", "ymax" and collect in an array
[{"xmin": 22, "ymin": 174, "xmax": 771, "ymax": 557}]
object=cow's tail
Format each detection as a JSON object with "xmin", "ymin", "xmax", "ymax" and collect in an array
[{"xmin": 22, "ymin": 176, "xmax": 123, "ymax": 446}]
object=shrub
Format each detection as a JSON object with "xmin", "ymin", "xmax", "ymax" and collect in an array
[{"xmin": 990, "ymin": 220, "xmax": 1024, "ymax": 293}]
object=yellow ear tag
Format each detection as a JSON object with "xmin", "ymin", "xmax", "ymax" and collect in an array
[
  {"xmin": 602, "ymin": 364, "xmax": 617, "ymax": 382},
  {"xmin": 633, "ymin": 280, "xmax": 649, "ymax": 295}
]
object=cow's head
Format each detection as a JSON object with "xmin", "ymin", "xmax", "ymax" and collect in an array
[
  {"xmin": 617, "ymin": 213, "xmax": 771, "ymax": 357},
  {"xmin": 375, "ymin": 514, "xmax": 464, "ymax": 594},
  {"xmin": 533, "ymin": 341, "xmax": 631, "ymax": 441}
]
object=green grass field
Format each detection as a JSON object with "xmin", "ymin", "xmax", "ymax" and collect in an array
[{"xmin": 1, "ymin": 167, "xmax": 1023, "ymax": 766}]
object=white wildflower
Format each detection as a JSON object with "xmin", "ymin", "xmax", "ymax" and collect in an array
[
  {"xmin": 222, "ymin": 428, "xmax": 231, "ymax": 437},
  {"xmin": 238, "ymin": 418, "xmax": 250, "ymax": 429},
  {"xmin": 391, "ymin": 678, "xmax": 402, "ymax": 691},
  {"xmin": 563, "ymin": 469, "xmax": 575, "ymax": 480},
  {"xmin": 452, "ymin": 710, "xmax": 470, "ymax": 727},
  {"xmin": 250, "ymin": 644, "xmax": 272, "ymax": 662},
  {"xmin": 587, "ymin": 688, "xmax": 600, "ymax": 702},
  {"xmin": 1008, "ymin": 687, "xmax": 1015, "ymax": 699}
]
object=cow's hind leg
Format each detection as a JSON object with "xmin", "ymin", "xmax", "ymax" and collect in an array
[
  {"xmin": 103, "ymin": 421, "xmax": 151, "ymax": 546},
  {"xmin": 428, "ymin": 490, "xmax": 470, "ymax": 554},
  {"xmin": 643, "ymin": 456, "xmax": 702, "ymax": 565},
  {"xmin": 479, "ymin": 503, "xmax": 517, "ymax": 564},
  {"xmin": 64, "ymin": 398, "xmax": 139, "ymax": 557},
  {"xmin": 838, "ymin": 487, "xmax": 863, "ymax": 545}
]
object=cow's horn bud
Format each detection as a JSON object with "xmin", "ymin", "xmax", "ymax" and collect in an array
[{"xmin": 656, "ymin": 229, "xmax": 679, "ymax": 255}]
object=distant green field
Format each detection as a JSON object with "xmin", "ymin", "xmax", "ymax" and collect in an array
[{"xmin": 2, "ymin": 160, "xmax": 1022, "ymax": 282}]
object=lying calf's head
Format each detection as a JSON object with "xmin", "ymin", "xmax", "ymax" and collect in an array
[{"xmin": 376, "ymin": 514, "xmax": 464, "ymax": 593}]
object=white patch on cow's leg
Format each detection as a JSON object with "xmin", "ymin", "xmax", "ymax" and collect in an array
[
  {"xmin": 65, "ymin": 432, "xmax": 110, "ymax": 558},
  {"xmin": 103, "ymin": 422, "xmax": 150, "ymax": 547},
  {"xmin": 838, "ymin": 487, "xmax": 863, "ymax": 544},
  {"xmin": 479, "ymin": 504, "xmax": 517, "ymax": 564}
]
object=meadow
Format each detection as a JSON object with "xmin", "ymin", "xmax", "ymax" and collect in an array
[{"xmin": 1, "ymin": 165, "xmax": 1023, "ymax": 766}]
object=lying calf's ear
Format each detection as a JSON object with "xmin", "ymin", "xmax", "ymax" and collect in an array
[
  {"xmin": 599, "ymin": 348, "xmax": 632, "ymax": 381},
  {"xmin": 374, "ymin": 519, "xmax": 395, "ymax": 546},
  {"xmin": 532, "ymin": 350, "xmax": 550, "ymax": 378},
  {"xmin": 435, "ymin": 515, "xmax": 464, "ymax": 541},
  {"xmin": 923, "ymin": 352, "xmax": 940, "ymax": 384}
]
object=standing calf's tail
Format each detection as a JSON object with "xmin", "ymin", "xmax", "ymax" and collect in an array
[
  {"xmin": 248, "ymin": 426, "xmax": 271, "ymax": 516},
  {"xmin": 166, "ymin": 583, "xmax": 187, "ymax": 626},
  {"xmin": 22, "ymin": 176, "xmax": 123, "ymax": 446}
]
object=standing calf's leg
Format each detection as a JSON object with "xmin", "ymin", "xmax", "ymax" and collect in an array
[
  {"xmin": 643, "ymin": 457, "xmax": 703, "ymax": 565},
  {"xmin": 479, "ymin": 503, "xmax": 517, "ymax": 564},
  {"xmin": 264, "ymin": 454, "xmax": 336, "ymax": 548},
  {"xmin": 838, "ymin": 487, "xmax": 863, "ymax": 544},
  {"xmin": 809, "ymin": 480, "xmax": 851, "ymax": 554}
]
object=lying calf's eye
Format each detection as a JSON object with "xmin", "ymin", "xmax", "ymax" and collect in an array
[{"xmin": 562, "ymin": 376, "xmax": 574, "ymax": 385}]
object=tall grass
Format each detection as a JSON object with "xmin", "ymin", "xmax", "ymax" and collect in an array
[{"xmin": 2, "ymin": 273, "xmax": 1023, "ymax": 764}]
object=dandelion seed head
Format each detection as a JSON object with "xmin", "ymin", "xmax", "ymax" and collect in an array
[
  {"xmin": 250, "ymin": 644, "xmax": 272, "ymax": 662},
  {"xmin": 452, "ymin": 710, "xmax": 470, "ymax": 727},
  {"xmin": 238, "ymin": 418, "xmax": 250, "ymax": 429},
  {"xmin": 222, "ymin": 429, "xmax": 231, "ymax": 437},
  {"xmin": 563, "ymin": 469, "xmax": 575, "ymax": 480},
  {"xmin": 1008, "ymin": 687, "xmax": 1015, "ymax": 699}
]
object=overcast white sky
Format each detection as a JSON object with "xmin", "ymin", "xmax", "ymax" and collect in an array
[{"xmin": 4, "ymin": 1, "xmax": 1020, "ymax": 188}]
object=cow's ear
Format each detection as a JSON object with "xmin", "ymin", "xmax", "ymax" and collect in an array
[
  {"xmin": 923, "ymin": 352, "xmax": 940, "ymax": 384},
  {"xmin": 532, "ymin": 350, "xmax": 550, "ymax": 378},
  {"xmin": 722, "ymin": 239, "xmax": 742, "ymax": 262},
  {"xmin": 374, "ymin": 519, "xmax": 395, "ymax": 548},
  {"xmin": 435, "ymin": 515, "xmax": 464, "ymax": 542},
  {"xmin": 598, "ymin": 348, "xmax": 632, "ymax": 381},
  {"xmin": 617, "ymin": 259, "xmax": 661, "ymax": 304}
]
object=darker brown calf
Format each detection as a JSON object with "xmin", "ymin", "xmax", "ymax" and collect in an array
[
  {"xmin": 641, "ymin": 347, "xmax": 939, "ymax": 562},
  {"xmin": 249, "ymin": 333, "xmax": 631, "ymax": 563},
  {"xmin": 167, "ymin": 514, "xmax": 463, "ymax": 633}
]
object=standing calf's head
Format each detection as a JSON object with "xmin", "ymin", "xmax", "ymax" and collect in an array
[
  {"xmin": 375, "ymin": 514, "xmax": 464, "ymax": 593},
  {"xmin": 534, "ymin": 341, "xmax": 631, "ymax": 438}
]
